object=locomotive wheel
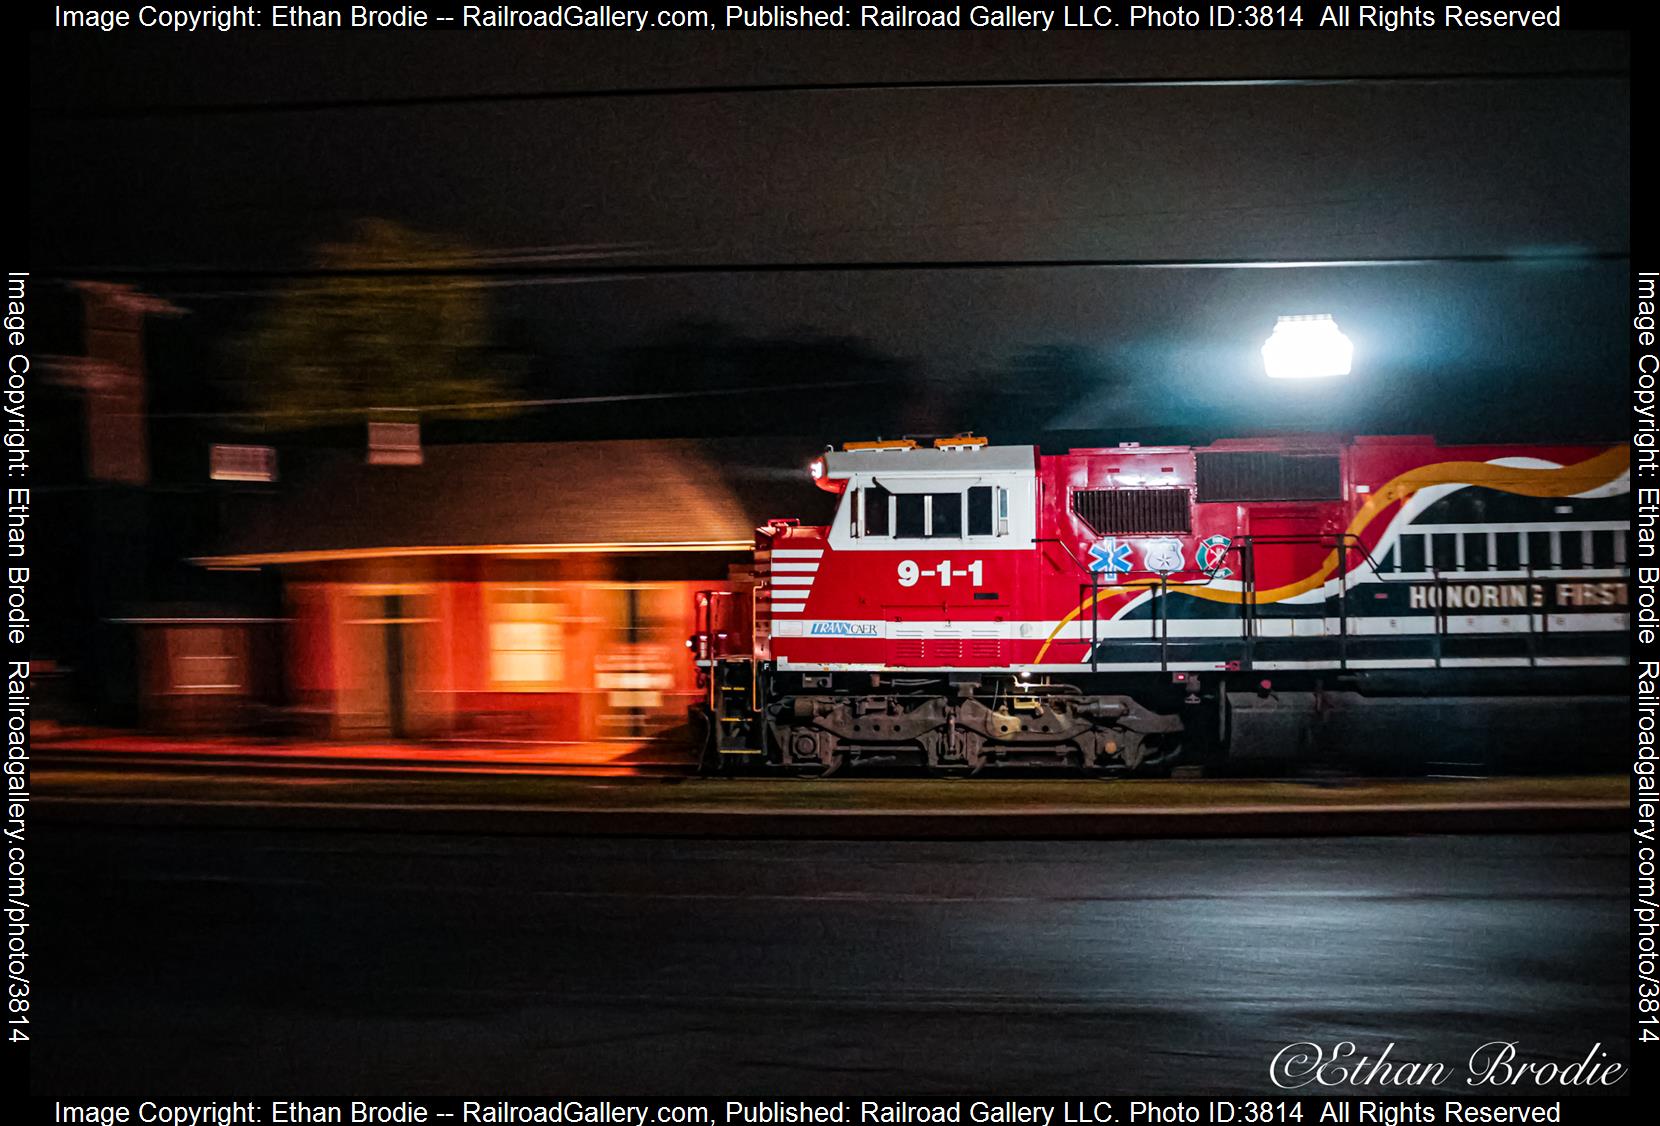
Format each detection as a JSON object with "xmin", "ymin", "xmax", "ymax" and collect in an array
[
  {"xmin": 925, "ymin": 740, "xmax": 970, "ymax": 778},
  {"xmin": 813, "ymin": 745, "xmax": 847, "ymax": 779},
  {"xmin": 951, "ymin": 730, "xmax": 988, "ymax": 777}
]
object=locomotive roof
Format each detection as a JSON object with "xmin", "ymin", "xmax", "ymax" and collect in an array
[{"xmin": 822, "ymin": 444, "xmax": 1036, "ymax": 478}]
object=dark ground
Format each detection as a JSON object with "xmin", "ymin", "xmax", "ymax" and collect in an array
[{"xmin": 29, "ymin": 826, "xmax": 1628, "ymax": 1096}]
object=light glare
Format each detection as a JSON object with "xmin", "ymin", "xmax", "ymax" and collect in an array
[{"xmin": 1261, "ymin": 314, "xmax": 1353, "ymax": 379}]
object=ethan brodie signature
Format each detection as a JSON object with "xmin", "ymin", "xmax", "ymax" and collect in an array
[{"xmin": 1269, "ymin": 1041, "xmax": 1626, "ymax": 1090}]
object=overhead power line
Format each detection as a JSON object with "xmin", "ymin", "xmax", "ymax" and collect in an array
[
  {"xmin": 64, "ymin": 249, "xmax": 1633, "ymax": 289},
  {"xmin": 40, "ymin": 68, "xmax": 1628, "ymax": 120},
  {"xmin": 145, "ymin": 380, "xmax": 888, "ymax": 420}
]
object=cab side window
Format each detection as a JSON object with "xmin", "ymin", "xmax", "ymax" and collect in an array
[
  {"xmin": 896, "ymin": 494, "xmax": 926, "ymax": 538},
  {"xmin": 968, "ymin": 486, "xmax": 994, "ymax": 536},
  {"xmin": 929, "ymin": 492, "xmax": 962, "ymax": 537},
  {"xmin": 851, "ymin": 482, "xmax": 1008, "ymax": 540},
  {"xmin": 863, "ymin": 485, "xmax": 891, "ymax": 536}
]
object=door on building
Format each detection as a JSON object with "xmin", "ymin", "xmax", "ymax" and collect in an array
[
  {"xmin": 590, "ymin": 584, "xmax": 683, "ymax": 741},
  {"xmin": 336, "ymin": 586, "xmax": 439, "ymax": 738}
]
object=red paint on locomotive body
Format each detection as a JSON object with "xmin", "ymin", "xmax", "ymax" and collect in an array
[{"xmin": 747, "ymin": 434, "xmax": 1629, "ymax": 675}]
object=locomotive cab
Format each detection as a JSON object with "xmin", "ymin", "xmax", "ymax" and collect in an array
[{"xmin": 818, "ymin": 438, "xmax": 1039, "ymax": 553}]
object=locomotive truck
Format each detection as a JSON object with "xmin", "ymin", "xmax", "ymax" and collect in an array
[{"xmin": 690, "ymin": 434, "xmax": 1630, "ymax": 775}]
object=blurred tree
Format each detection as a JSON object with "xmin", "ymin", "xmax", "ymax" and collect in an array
[{"xmin": 231, "ymin": 219, "xmax": 517, "ymax": 429}]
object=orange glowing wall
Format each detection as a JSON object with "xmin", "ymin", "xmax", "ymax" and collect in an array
[{"xmin": 274, "ymin": 555, "xmax": 724, "ymax": 742}]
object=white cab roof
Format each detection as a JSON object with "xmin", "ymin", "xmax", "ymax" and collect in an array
[{"xmin": 822, "ymin": 444, "xmax": 1036, "ymax": 480}]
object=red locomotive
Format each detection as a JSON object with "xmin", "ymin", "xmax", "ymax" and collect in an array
[{"xmin": 692, "ymin": 434, "xmax": 1630, "ymax": 774}]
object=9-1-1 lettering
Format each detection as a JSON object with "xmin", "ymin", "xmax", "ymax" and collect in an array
[{"xmin": 897, "ymin": 559, "xmax": 983, "ymax": 587}]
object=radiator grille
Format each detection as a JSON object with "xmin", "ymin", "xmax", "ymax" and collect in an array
[
  {"xmin": 1196, "ymin": 452, "xmax": 1341, "ymax": 502},
  {"xmin": 1072, "ymin": 488, "xmax": 1191, "ymax": 535}
]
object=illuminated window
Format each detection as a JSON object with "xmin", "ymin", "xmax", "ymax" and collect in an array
[
  {"xmin": 168, "ymin": 627, "xmax": 243, "ymax": 694},
  {"xmin": 489, "ymin": 588, "xmax": 566, "ymax": 689}
]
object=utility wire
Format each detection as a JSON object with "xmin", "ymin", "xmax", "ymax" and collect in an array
[
  {"xmin": 144, "ymin": 379, "xmax": 890, "ymax": 420},
  {"xmin": 40, "ymin": 68, "xmax": 1629, "ymax": 120}
]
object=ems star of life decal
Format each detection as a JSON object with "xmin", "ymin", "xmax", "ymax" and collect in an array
[{"xmin": 1087, "ymin": 538, "xmax": 1134, "ymax": 581}]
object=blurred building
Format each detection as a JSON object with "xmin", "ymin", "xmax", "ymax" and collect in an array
[
  {"xmin": 176, "ymin": 439, "xmax": 824, "ymax": 743},
  {"xmin": 30, "ymin": 279, "xmax": 831, "ymax": 745},
  {"xmin": 32, "ymin": 282, "xmax": 197, "ymax": 728}
]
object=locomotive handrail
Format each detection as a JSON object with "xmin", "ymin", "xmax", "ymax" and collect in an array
[
  {"xmin": 1211, "ymin": 532, "xmax": 1396, "ymax": 671},
  {"xmin": 1433, "ymin": 569, "xmax": 1446, "ymax": 668},
  {"xmin": 1043, "ymin": 531, "xmax": 1398, "ymax": 584},
  {"xmin": 1050, "ymin": 530, "xmax": 1402, "ymax": 673},
  {"xmin": 1231, "ymin": 531, "xmax": 1400, "ymax": 583},
  {"xmin": 1036, "ymin": 537, "xmax": 1092, "ymax": 575},
  {"xmin": 1092, "ymin": 569, "xmax": 1100, "ymax": 673},
  {"xmin": 1525, "ymin": 561, "xmax": 1539, "ymax": 669}
]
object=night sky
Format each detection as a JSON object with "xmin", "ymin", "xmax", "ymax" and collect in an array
[{"xmin": 28, "ymin": 19, "xmax": 1632, "ymax": 444}]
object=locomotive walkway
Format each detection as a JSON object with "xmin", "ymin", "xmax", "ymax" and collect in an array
[{"xmin": 32, "ymin": 731, "xmax": 1626, "ymax": 839}]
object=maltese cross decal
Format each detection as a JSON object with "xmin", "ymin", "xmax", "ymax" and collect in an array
[{"xmin": 1196, "ymin": 534, "xmax": 1234, "ymax": 579}]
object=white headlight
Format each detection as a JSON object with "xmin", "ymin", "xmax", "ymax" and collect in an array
[{"xmin": 1262, "ymin": 314, "xmax": 1353, "ymax": 379}]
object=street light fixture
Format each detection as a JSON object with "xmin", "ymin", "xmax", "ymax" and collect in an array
[{"xmin": 1261, "ymin": 314, "xmax": 1353, "ymax": 379}]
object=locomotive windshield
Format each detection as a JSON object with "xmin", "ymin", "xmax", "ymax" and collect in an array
[
  {"xmin": 819, "ymin": 441, "xmax": 1038, "ymax": 551},
  {"xmin": 855, "ymin": 484, "xmax": 1001, "ymax": 540}
]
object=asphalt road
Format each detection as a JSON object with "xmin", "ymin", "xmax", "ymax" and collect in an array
[{"xmin": 29, "ymin": 826, "xmax": 1629, "ymax": 1096}]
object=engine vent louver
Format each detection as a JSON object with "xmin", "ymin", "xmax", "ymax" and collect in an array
[
  {"xmin": 1196, "ymin": 452, "xmax": 1342, "ymax": 502},
  {"xmin": 1071, "ymin": 488, "xmax": 1191, "ymax": 535}
]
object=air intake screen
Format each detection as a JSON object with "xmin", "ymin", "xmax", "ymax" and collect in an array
[
  {"xmin": 1196, "ymin": 452, "xmax": 1341, "ymax": 502},
  {"xmin": 1072, "ymin": 488, "xmax": 1191, "ymax": 535}
]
